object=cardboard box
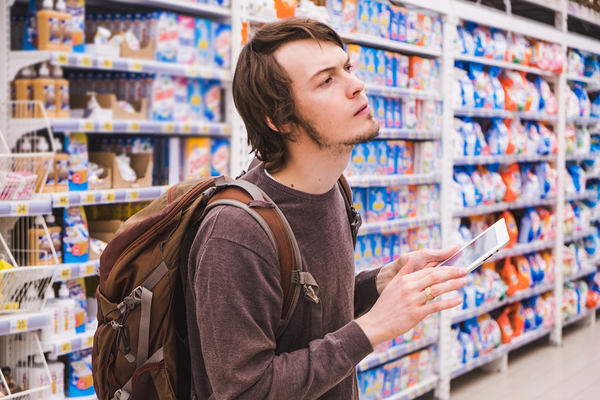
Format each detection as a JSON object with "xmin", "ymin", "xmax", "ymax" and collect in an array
[
  {"xmin": 70, "ymin": 94, "xmax": 147, "ymax": 121},
  {"xmin": 88, "ymin": 152, "xmax": 112, "ymax": 190},
  {"xmin": 89, "ymin": 152, "xmax": 152, "ymax": 189},
  {"xmin": 89, "ymin": 220, "xmax": 123, "ymax": 244},
  {"xmin": 121, "ymin": 37, "xmax": 154, "ymax": 61}
]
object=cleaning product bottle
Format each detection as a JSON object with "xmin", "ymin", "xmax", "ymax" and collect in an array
[
  {"xmin": 47, "ymin": 353, "xmax": 65, "ymax": 399},
  {"xmin": 14, "ymin": 67, "xmax": 34, "ymax": 118},
  {"xmin": 58, "ymin": 282, "xmax": 76, "ymax": 336},
  {"xmin": 34, "ymin": 62, "xmax": 57, "ymax": 118},
  {"xmin": 55, "ymin": 0, "xmax": 72, "ymax": 53},
  {"xmin": 41, "ymin": 285, "xmax": 60, "ymax": 341},
  {"xmin": 53, "ymin": 66, "xmax": 70, "ymax": 118},
  {"xmin": 37, "ymin": 0, "xmax": 62, "ymax": 51},
  {"xmin": 30, "ymin": 355, "xmax": 50, "ymax": 394},
  {"xmin": 54, "ymin": 138, "xmax": 69, "ymax": 192},
  {"xmin": 46, "ymin": 214, "xmax": 63, "ymax": 263}
]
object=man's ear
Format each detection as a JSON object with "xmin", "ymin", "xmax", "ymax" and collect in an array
[{"xmin": 265, "ymin": 116, "xmax": 279, "ymax": 132}]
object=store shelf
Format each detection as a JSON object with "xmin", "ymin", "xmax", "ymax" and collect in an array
[
  {"xmin": 451, "ymin": 346, "xmax": 507, "ymax": 379},
  {"xmin": 347, "ymin": 173, "xmax": 440, "ymax": 188},
  {"xmin": 9, "ymin": 51, "xmax": 231, "ymax": 82},
  {"xmin": 51, "ymin": 186, "xmax": 168, "ymax": 208},
  {"xmin": 566, "ymin": 116, "xmax": 600, "ymax": 125},
  {"xmin": 0, "ymin": 199, "xmax": 53, "ymax": 217},
  {"xmin": 565, "ymin": 74, "xmax": 600, "ymax": 86},
  {"xmin": 386, "ymin": 376, "xmax": 438, "ymax": 400},
  {"xmin": 451, "ymin": 281, "xmax": 555, "ymax": 324},
  {"xmin": 338, "ymin": 32, "xmax": 441, "ymax": 57},
  {"xmin": 65, "ymin": 395, "xmax": 98, "ymax": 400},
  {"xmin": 586, "ymin": 171, "xmax": 600, "ymax": 180},
  {"xmin": 515, "ymin": 111, "xmax": 559, "ymax": 122},
  {"xmin": 453, "ymin": 197, "xmax": 557, "ymax": 218},
  {"xmin": 564, "ymin": 227, "xmax": 597, "ymax": 243},
  {"xmin": 454, "ymin": 153, "xmax": 557, "ymax": 166},
  {"xmin": 0, "ymin": 311, "xmax": 51, "ymax": 336},
  {"xmin": 53, "ymin": 260, "xmax": 100, "ymax": 282},
  {"xmin": 41, "ymin": 329, "xmax": 95, "ymax": 356},
  {"xmin": 453, "ymin": 54, "xmax": 555, "ymax": 76},
  {"xmin": 565, "ymin": 190, "xmax": 597, "ymax": 202},
  {"xmin": 358, "ymin": 334, "xmax": 439, "ymax": 372},
  {"xmin": 584, "ymin": 254, "xmax": 600, "ymax": 267},
  {"xmin": 563, "ymin": 307, "xmax": 596, "ymax": 328},
  {"xmin": 506, "ymin": 325, "xmax": 553, "ymax": 353},
  {"xmin": 564, "ymin": 265, "xmax": 598, "ymax": 283},
  {"xmin": 487, "ymin": 239, "xmax": 556, "ymax": 263},
  {"xmin": 50, "ymin": 119, "xmax": 231, "ymax": 136},
  {"xmin": 454, "ymin": 107, "xmax": 514, "ymax": 118},
  {"xmin": 364, "ymin": 85, "xmax": 441, "ymax": 100},
  {"xmin": 565, "ymin": 152, "xmax": 598, "ymax": 161},
  {"xmin": 376, "ymin": 129, "xmax": 441, "ymax": 140},
  {"xmin": 100, "ymin": 0, "xmax": 231, "ymax": 18},
  {"xmin": 358, "ymin": 215, "xmax": 440, "ymax": 236}
]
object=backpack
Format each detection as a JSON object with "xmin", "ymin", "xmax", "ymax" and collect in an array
[{"xmin": 92, "ymin": 171, "xmax": 361, "ymax": 400}]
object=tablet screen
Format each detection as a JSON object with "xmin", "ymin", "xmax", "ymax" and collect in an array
[{"xmin": 442, "ymin": 227, "xmax": 499, "ymax": 269}]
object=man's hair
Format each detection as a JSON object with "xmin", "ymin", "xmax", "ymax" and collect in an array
[{"xmin": 232, "ymin": 18, "xmax": 344, "ymax": 173}]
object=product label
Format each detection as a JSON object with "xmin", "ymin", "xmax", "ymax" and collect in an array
[
  {"xmin": 44, "ymin": 85, "xmax": 56, "ymax": 111},
  {"xmin": 49, "ymin": 17, "xmax": 60, "ymax": 44},
  {"xmin": 60, "ymin": 86, "xmax": 69, "ymax": 111}
]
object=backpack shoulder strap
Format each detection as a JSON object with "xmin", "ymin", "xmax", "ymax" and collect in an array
[
  {"xmin": 337, "ymin": 174, "xmax": 361, "ymax": 248},
  {"xmin": 203, "ymin": 177, "xmax": 320, "ymax": 340}
]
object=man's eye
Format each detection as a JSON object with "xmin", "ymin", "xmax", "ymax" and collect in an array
[
  {"xmin": 322, "ymin": 78, "xmax": 332, "ymax": 86},
  {"xmin": 346, "ymin": 65, "xmax": 353, "ymax": 72}
]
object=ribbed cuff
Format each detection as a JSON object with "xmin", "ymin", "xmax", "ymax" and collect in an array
[{"xmin": 333, "ymin": 320, "xmax": 374, "ymax": 367}]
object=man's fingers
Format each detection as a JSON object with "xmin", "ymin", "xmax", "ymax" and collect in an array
[
  {"xmin": 423, "ymin": 246, "xmax": 460, "ymax": 262},
  {"xmin": 416, "ymin": 266, "xmax": 468, "ymax": 290},
  {"xmin": 424, "ymin": 297, "xmax": 462, "ymax": 314},
  {"xmin": 399, "ymin": 256, "xmax": 414, "ymax": 277},
  {"xmin": 424, "ymin": 278, "xmax": 468, "ymax": 302}
]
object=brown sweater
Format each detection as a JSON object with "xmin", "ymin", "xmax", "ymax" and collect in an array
[{"xmin": 185, "ymin": 164, "xmax": 381, "ymax": 399}]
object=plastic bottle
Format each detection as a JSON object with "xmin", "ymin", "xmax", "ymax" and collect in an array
[
  {"xmin": 30, "ymin": 355, "xmax": 50, "ymax": 394},
  {"xmin": 55, "ymin": 0, "xmax": 72, "ymax": 53},
  {"xmin": 41, "ymin": 285, "xmax": 60, "ymax": 340},
  {"xmin": 54, "ymin": 138, "xmax": 69, "ymax": 192},
  {"xmin": 38, "ymin": 0, "xmax": 62, "ymax": 51},
  {"xmin": 34, "ymin": 63, "xmax": 57, "ymax": 118},
  {"xmin": 47, "ymin": 353, "xmax": 65, "ymax": 399},
  {"xmin": 15, "ymin": 67, "xmax": 34, "ymax": 118},
  {"xmin": 46, "ymin": 214, "xmax": 63, "ymax": 263},
  {"xmin": 53, "ymin": 66, "xmax": 70, "ymax": 118},
  {"xmin": 58, "ymin": 282, "xmax": 76, "ymax": 336}
]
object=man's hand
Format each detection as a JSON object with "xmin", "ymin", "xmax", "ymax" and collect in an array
[
  {"xmin": 375, "ymin": 246, "xmax": 460, "ymax": 295},
  {"xmin": 357, "ymin": 257, "xmax": 468, "ymax": 348}
]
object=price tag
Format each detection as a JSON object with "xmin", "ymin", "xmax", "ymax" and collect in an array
[
  {"xmin": 417, "ymin": 386, "xmax": 425, "ymax": 395},
  {"xmin": 128, "ymin": 121, "xmax": 140, "ymax": 132},
  {"xmin": 87, "ymin": 335, "xmax": 94, "ymax": 347},
  {"xmin": 103, "ymin": 192, "xmax": 116, "ymax": 202},
  {"xmin": 165, "ymin": 123, "xmax": 175, "ymax": 133},
  {"xmin": 60, "ymin": 268, "xmax": 71, "ymax": 280},
  {"xmin": 84, "ymin": 264, "xmax": 96, "ymax": 276},
  {"xmin": 467, "ymin": 359, "xmax": 474, "ymax": 370},
  {"xmin": 182, "ymin": 124, "xmax": 192, "ymax": 134},
  {"xmin": 202, "ymin": 68, "xmax": 214, "ymax": 79},
  {"xmin": 81, "ymin": 193, "xmax": 96, "ymax": 205},
  {"xmin": 409, "ymin": 131, "xmax": 417, "ymax": 139},
  {"xmin": 79, "ymin": 120, "xmax": 94, "ymax": 131},
  {"xmin": 61, "ymin": 342, "xmax": 72, "ymax": 354},
  {"xmin": 382, "ymin": 88, "xmax": 390, "ymax": 96},
  {"xmin": 57, "ymin": 53, "xmax": 69, "ymax": 65},
  {"xmin": 11, "ymin": 319, "xmax": 28, "ymax": 333},
  {"xmin": 363, "ymin": 87, "xmax": 370, "ymax": 94},
  {"xmin": 389, "ymin": 349, "xmax": 396, "ymax": 359},
  {"xmin": 201, "ymin": 125, "xmax": 210, "ymax": 134},
  {"xmin": 186, "ymin": 66, "xmax": 198, "ymax": 77},
  {"xmin": 12, "ymin": 203, "xmax": 29, "ymax": 215},
  {"xmin": 102, "ymin": 121, "xmax": 114, "ymax": 132},
  {"xmin": 100, "ymin": 57, "xmax": 113, "ymax": 69},
  {"xmin": 127, "ymin": 190, "xmax": 139, "ymax": 201},
  {"xmin": 79, "ymin": 55, "xmax": 93, "ymax": 67},
  {"xmin": 381, "ymin": 177, "xmax": 389, "ymax": 186},
  {"xmin": 360, "ymin": 361, "xmax": 369, "ymax": 370},
  {"xmin": 57, "ymin": 195, "xmax": 69, "ymax": 207},
  {"xmin": 129, "ymin": 60, "xmax": 143, "ymax": 72},
  {"xmin": 223, "ymin": 125, "xmax": 231, "ymax": 134}
]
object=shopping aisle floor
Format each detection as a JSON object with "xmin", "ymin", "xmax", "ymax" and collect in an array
[{"xmin": 420, "ymin": 310, "xmax": 600, "ymax": 400}]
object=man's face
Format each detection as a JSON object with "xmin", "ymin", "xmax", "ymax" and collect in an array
[{"xmin": 274, "ymin": 39, "xmax": 380, "ymax": 152}]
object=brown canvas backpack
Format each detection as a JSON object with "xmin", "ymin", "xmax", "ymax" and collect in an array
[{"xmin": 92, "ymin": 170, "xmax": 361, "ymax": 400}]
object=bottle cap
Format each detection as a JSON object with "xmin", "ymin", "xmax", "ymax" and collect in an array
[
  {"xmin": 47, "ymin": 353, "xmax": 58, "ymax": 361},
  {"xmin": 54, "ymin": 138, "xmax": 63, "ymax": 152},
  {"xmin": 19, "ymin": 138, "xmax": 32, "ymax": 153},
  {"xmin": 45, "ymin": 214, "xmax": 56, "ymax": 224},
  {"xmin": 55, "ymin": 0, "xmax": 66, "ymax": 12},
  {"xmin": 34, "ymin": 215, "xmax": 45, "ymax": 227},
  {"xmin": 52, "ymin": 65, "xmax": 64, "ymax": 78},
  {"xmin": 20, "ymin": 67, "xmax": 33, "ymax": 78},
  {"xmin": 34, "ymin": 354, "xmax": 44, "ymax": 364},
  {"xmin": 58, "ymin": 282, "xmax": 70, "ymax": 299},
  {"xmin": 35, "ymin": 136, "xmax": 49, "ymax": 152},
  {"xmin": 45, "ymin": 285, "xmax": 55, "ymax": 300},
  {"xmin": 38, "ymin": 63, "xmax": 50, "ymax": 78},
  {"xmin": 42, "ymin": 0, "xmax": 53, "ymax": 10}
]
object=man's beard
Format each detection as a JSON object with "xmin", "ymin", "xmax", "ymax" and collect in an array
[{"xmin": 295, "ymin": 111, "xmax": 380, "ymax": 153}]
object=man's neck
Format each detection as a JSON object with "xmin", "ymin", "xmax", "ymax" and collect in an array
[{"xmin": 269, "ymin": 146, "xmax": 351, "ymax": 195}]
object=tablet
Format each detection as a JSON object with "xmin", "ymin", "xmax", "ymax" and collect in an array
[{"xmin": 438, "ymin": 218, "xmax": 510, "ymax": 272}]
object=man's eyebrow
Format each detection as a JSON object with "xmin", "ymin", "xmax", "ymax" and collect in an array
[{"xmin": 309, "ymin": 55, "xmax": 351, "ymax": 82}]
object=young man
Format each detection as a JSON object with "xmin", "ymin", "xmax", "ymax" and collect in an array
[{"xmin": 185, "ymin": 18, "xmax": 468, "ymax": 399}]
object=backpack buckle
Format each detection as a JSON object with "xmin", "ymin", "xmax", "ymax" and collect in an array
[
  {"xmin": 303, "ymin": 285, "xmax": 320, "ymax": 304},
  {"xmin": 350, "ymin": 208, "xmax": 362, "ymax": 233}
]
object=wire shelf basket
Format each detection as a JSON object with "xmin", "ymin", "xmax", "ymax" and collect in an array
[
  {"xmin": 0, "ymin": 333, "xmax": 51, "ymax": 399},
  {"xmin": 1, "ymin": 101, "xmax": 56, "ymax": 201}
]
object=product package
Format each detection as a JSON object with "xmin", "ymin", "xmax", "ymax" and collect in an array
[{"xmin": 63, "ymin": 206, "xmax": 89, "ymax": 263}]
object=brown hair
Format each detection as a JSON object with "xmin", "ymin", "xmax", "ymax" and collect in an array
[{"xmin": 232, "ymin": 18, "xmax": 344, "ymax": 173}]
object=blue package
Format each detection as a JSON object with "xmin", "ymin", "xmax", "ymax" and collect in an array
[
  {"xmin": 527, "ymin": 255, "xmax": 543, "ymax": 285},
  {"xmin": 534, "ymin": 162, "xmax": 552, "ymax": 198},
  {"xmin": 465, "ymin": 22, "xmax": 484, "ymax": 57},
  {"xmin": 592, "ymin": 96, "xmax": 600, "ymax": 118},
  {"xmin": 358, "ymin": 0, "xmax": 371, "ymax": 35},
  {"xmin": 463, "ymin": 318, "xmax": 482, "ymax": 358},
  {"xmin": 371, "ymin": 234, "xmax": 383, "ymax": 267},
  {"xmin": 568, "ymin": 164, "xmax": 586, "ymax": 192},
  {"xmin": 350, "ymin": 143, "xmax": 368, "ymax": 175},
  {"xmin": 389, "ymin": 233, "xmax": 400, "ymax": 260},
  {"xmin": 390, "ymin": 6, "xmax": 400, "ymax": 41},
  {"xmin": 365, "ymin": 48, "xmax": 377, "ymax": 84},
  {"xmin": 195, "ymin": 18, "xmax": 213, "ymax": 66},
  {"xmin": 368, "ymin": 187, "xmax": 388, "ymax": 222},
  {"xmin": 374, "ymin": 96, "xmax": 386, "ymax": 125},
  {"xmin": 376, "ymin": 141, "xmax": 389, "ymax": 175},
  {"xmin": 487, "ymin": 118, "xmax": 509, "ymax": 155},
  {"xmin": 213, "ymin": 23, "xmax": 232, "ymax": 69},
  {"xmin": 393, "ymin": 99, "xmax": 402, "ymax": 128},
  {"xmin": 69, "ymin": 350, "xmax": 95, "ymax": 396},
  {"xmin": 457, "ymin": 25, "xmax": 475, "ymax": 55},
  {"xmin": 385, "ymin": 53, "xmax": 396, "ymax": 87},
  {"xmin": 366, "ymin": 141, "xmax": 378, "ymax": 175},
  {"xmin": 375, "ymin": 50, "xmax": 387, "ymax": 86},
  {"xmin": 519, "ymin": 208, "xmax": 541, "ymax": 243},
  {"xmin": 455, "ymin": 167, "xmax": 481, "ymax": 207},
  {"xmin": 489, "ymin": 67, "xmax": 505, "ymax": 109},
  {"xmin": 362, "ymin": 235, "xmax": 373, "ymax": 272},
  {"xmin": 585, "ymin": 55, "xmax": 600, "ymax": 79},
  {"xmin": 379, "ymin": 3, "xmax": 391, "ymax": 39},
  {"xmin": 386, "ymin": 141, "xmax": 399, "ymax": 174},
  {"xmin": 469, "ymin": 62, "xmax": 493, "ymax": 108},
  {"xmin": 369, "ymin": 1, "xmax": 380, "ymax": 37},
  {"xmin": 210, "ymin": 139, "xmax": 230, "ymax": 176},
  {"xmin": 188, "ymin": 78, "xmax": 204, "ymax": 121},
  {"xmin": 385, "ymin": 98, "xmax": 395, "ymax": 128},
  {"xmin": 460, "ymin": 119, "xmax": 482, "ymax": 156},
  {"xmin": 574, "ymin": 84, "xmax": 591, "ymax": 117},
  {"xmin": 386, "ymin": 187, "xmax": 398, "ymax": 220},
  {"xmin": 521, "ymin": 163, "xmax": 541, "ymax": 200},
  {"xmin": 354, "ymin": 236, "xmax": 363, "ymax": 272},
  {"xmin": 352, "ymin": 187, "xmax": 367, "ymax": 215},
  {"xmin": 456, "ymin": 64, "xmax": 475, "ymax": 108},
  {"xmin": 202, "ymin": 80, "xmax": 221, "ymax": 122}
]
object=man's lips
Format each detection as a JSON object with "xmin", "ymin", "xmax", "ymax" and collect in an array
[{"xmin": 355, "ymin": 104, "xmax": 370, "ymax": 116}]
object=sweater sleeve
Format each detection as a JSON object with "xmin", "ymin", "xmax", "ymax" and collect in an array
[
  {"xmin": 354, "ymin": 267, "xmax": 381, "ymax": 318},
  {"xmin": 192, "ymin": 207, "xmax": 373, "ymax": 400}
]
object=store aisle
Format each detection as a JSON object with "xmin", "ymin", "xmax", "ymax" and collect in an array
[{"xmin": 446, "ymin": 311, "xmax": 600, "ymax": 400}]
